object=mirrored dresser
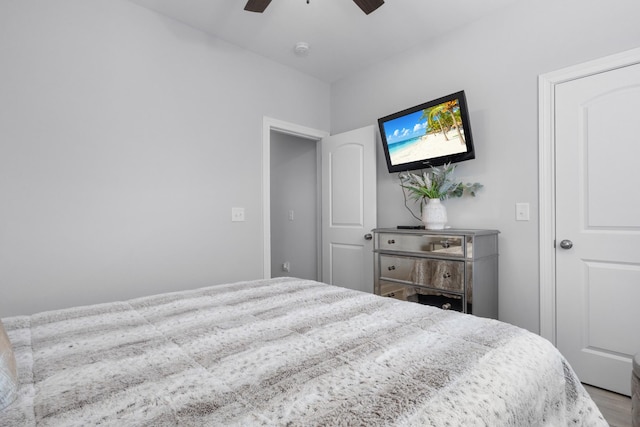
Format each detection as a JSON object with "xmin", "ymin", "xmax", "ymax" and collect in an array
[{"xmin": 373, "ymin": 228, "xmax": 499, "ymax": 319}]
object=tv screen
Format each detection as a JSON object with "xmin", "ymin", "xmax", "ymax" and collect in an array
[{"xmin": 377, "ymin": 90, "xmax": 475, "ymax": 173}]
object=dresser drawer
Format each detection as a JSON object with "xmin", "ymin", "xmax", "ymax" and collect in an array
[
  {"xmin": 379, "ymin": 255, "xmax": 464, "ymax": 293},
  {"xmin": 378, "ymin": 281, "xmax": 464, "ymax": 312},
  {"xmin": 377, "ymin": 233, "xmax": 465, "ymax": 257}
]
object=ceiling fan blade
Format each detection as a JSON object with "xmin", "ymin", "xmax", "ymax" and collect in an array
[
  {"xmin": 352, "ymin": 0, "xmax": 384, "ymax": 15},
  {"xmin": 244, "ymin": 0, "xmax": 272, "ymax": 13}
]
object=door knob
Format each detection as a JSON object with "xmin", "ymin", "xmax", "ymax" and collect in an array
[
  {"xmin": 364, "ymin": 233, "xmax": 373, "ymax": 240},
  {"xmin": 559, "ymin": 239, "xmax": 573, "ymax": 249}
]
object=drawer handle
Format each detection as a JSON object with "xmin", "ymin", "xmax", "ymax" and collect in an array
[
  {"xmin": 388, "ymin": 292, "xmax": 395, "ymax": 297},
  {"xmin": 442, "ymin": 272, "xmax": 451, "ymax": 279},
  {"xmin": 387, "ymin": 265, "xmax": 396, "ymax": 271},
  {"xmin": 442, "ymin": 303, "xmax": 452, "ymax": 310},
  {"xmin": 440, "ymin": 239, "xmax": 451, "ymax": 249},
  {"xmin": 387, "ymin": 239, "xmax": 396, "ymax": 244}
]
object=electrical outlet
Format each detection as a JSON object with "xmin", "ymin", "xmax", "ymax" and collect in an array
[
  {"xmin": 288, "ymin": 210, "xmax": 294, "ymax": 221},
  {"xmin": 231, "ymin": 207, "xmax": 245, "ymax": 222},
  {"xmin": 282, "ymin": 262, "xmax": 290, "ymax": 272}
]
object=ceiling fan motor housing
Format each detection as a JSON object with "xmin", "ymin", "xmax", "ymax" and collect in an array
[{"xmin": 244, "ymin": 0, "xmax": 384, "ymax": 14}]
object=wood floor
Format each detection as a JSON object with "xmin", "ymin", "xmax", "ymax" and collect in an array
[{"xmin": 583, "ymin": 384, "xmax": 632, "ymax": 427}]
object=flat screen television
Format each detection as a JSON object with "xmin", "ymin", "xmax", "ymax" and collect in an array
[{"xmin": 377, "ymin": 90, "xmax": 475, "ymax": 173}]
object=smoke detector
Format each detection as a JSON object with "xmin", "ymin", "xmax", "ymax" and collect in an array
[{"xmin": 294, "ymin": 42, "xmax": 310, "ymax": 57}]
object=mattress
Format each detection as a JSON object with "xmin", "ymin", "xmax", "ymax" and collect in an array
[{"xmin": 0, "ymin": 277, "xmax": 606, "ymax": 426}]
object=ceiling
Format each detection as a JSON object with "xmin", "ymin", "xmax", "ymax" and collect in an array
[{"xmin": 129, "ymin": 0, "xmax": 519, "ymax": 83}]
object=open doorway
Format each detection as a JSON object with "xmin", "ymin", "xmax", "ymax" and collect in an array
[
  {"xmin": 261, "ymin": 117, "xmax": 328, "ymax": 280},
  {"xmin": 270, "ymin": 131, "xmax": 319, "ymax": 280},
  {"xmin": 262, "ymin": 118, "xmax": 377, "ymax": 290}
]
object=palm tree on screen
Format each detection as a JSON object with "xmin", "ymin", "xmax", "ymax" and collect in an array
[{"xmin": 420, "ymin": 101, "xmax": 465, "ymax": 144}]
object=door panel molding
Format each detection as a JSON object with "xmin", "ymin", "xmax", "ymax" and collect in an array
[
  {"xmin": 538, "ymin": 47, "xmax": 640, "ymax": 345},
  {"xmin": 329, "ymin": 143, "xmax": 365, "ymax": 227}
]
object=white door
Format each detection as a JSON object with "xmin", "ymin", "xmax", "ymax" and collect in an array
[
  {"xmin": 555, "ymin": 62, "xmax": 640, "ymax": 396},
  {"xmin": 321, "ymin": 125, "xmax": 376, "ymax": 293}
]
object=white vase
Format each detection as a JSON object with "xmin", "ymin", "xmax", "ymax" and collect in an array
[{"xmin": 422, "ymin": 198, "xmax": 447, "ymax": 230}]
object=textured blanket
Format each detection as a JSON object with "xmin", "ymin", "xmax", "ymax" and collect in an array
[{"xmin": 0, "ymin": 277, "xmax": 606, "ymax": 426}]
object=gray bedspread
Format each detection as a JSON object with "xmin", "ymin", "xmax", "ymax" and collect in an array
[{"xmin": 0, "ymin": 277, "xmax": 606, "ymax": 426}]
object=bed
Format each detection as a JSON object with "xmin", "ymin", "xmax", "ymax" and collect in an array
[{"xmin": 1, "ymin": 277, "xmax": 606, "ymax": 426}]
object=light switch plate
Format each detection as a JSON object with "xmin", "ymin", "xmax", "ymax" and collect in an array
[{"xmin": 516, "ymin": 203, "xmax": 530, "ymax": 221}]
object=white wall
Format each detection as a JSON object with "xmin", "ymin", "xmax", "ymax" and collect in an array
[
  {"xmin": 2, "ymin": 0, "xmax": 638, "ymax": 326},
  {"xmin": 0, "ymin": 0, "xmax": 330, "ymax": 316},
  {"xmin": 270, "ymin": 132, "xmax": 318, "ymax": 281},
  {"xmin": 330, "ymin": 0, "xmax": 640, "ymax": 333}
]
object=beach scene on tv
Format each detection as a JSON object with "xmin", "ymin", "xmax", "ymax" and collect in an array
[{"xmin": 383, "ymin": 99, "xmax": 467, "ymax": 166}]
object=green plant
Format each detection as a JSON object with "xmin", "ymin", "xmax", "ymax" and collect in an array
[{"xmin": 399, "ymin": 163, "xmax": 483, "ymax": 203}]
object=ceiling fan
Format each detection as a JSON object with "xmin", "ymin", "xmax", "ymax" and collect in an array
[{"xmin": 244, "ymin": 0, "xmax": 384, "ymax": 15}]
